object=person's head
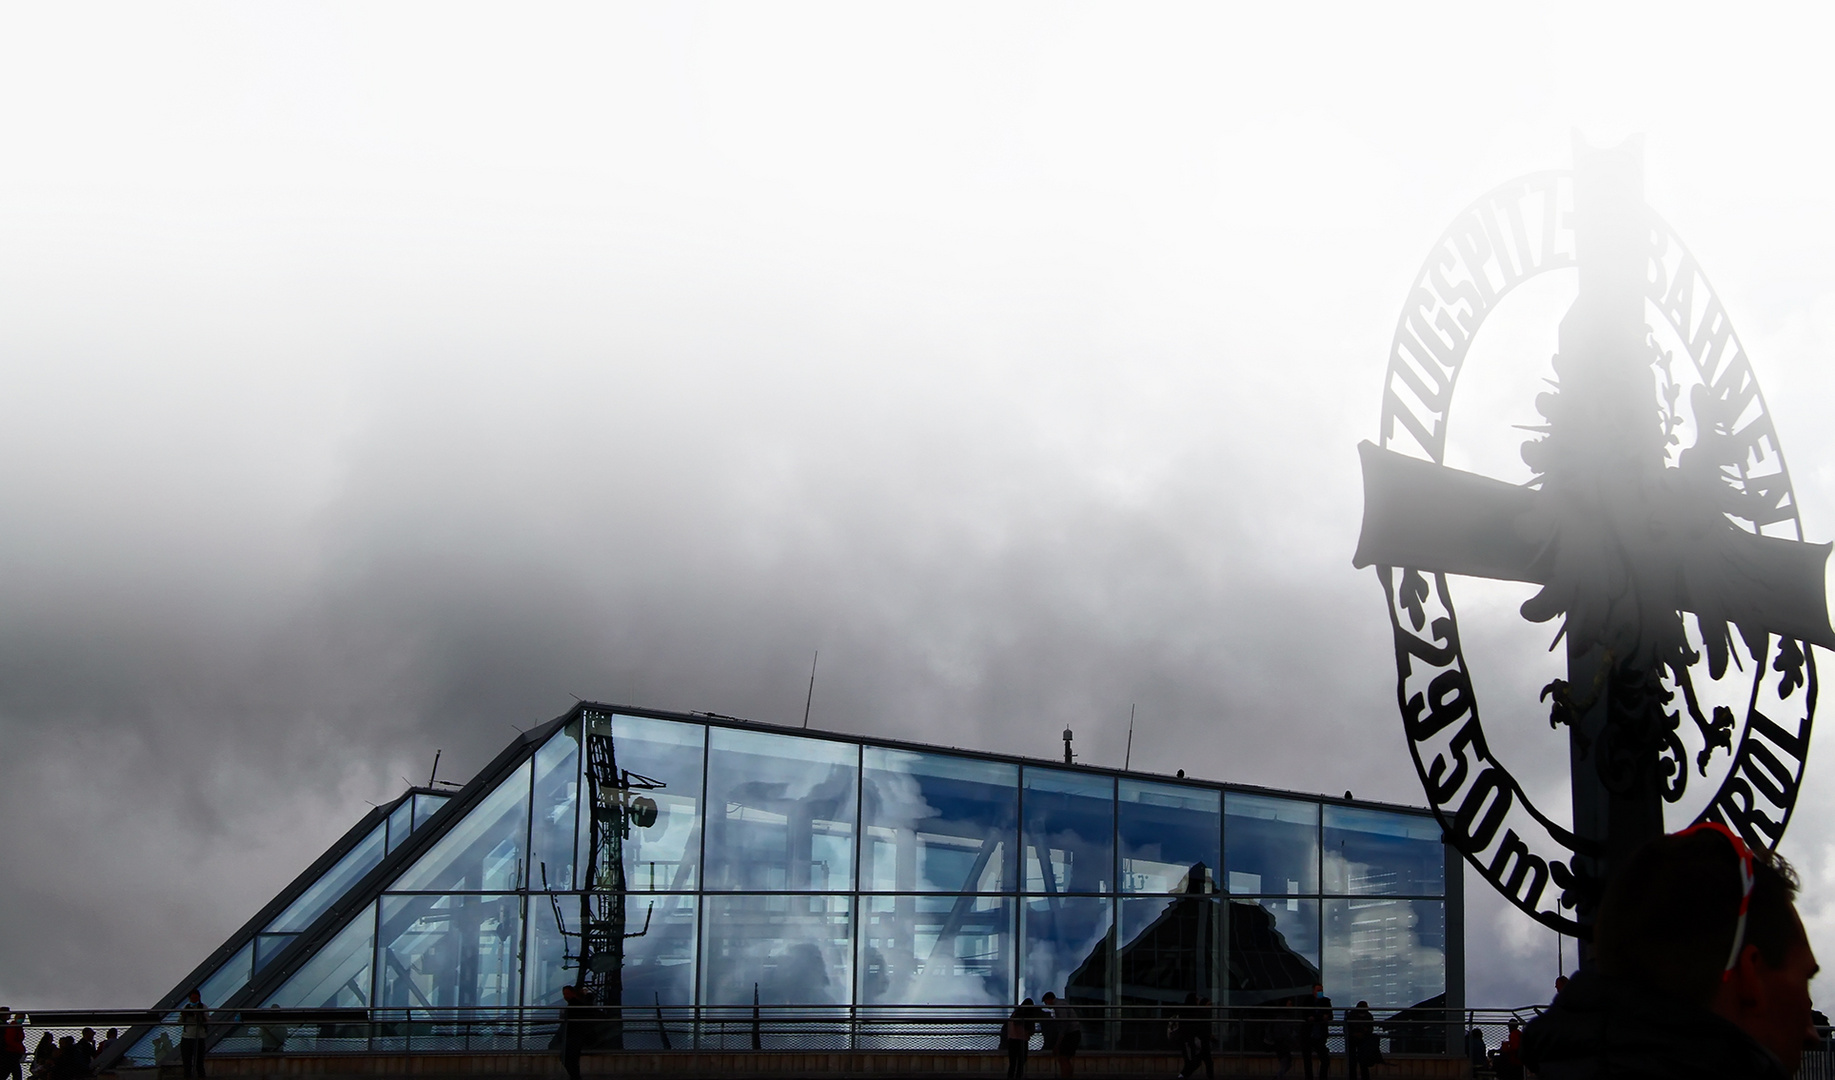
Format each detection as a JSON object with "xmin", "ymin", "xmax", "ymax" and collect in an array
[
  {"xmin": 1184, "ymin": 992, "xmax": 1199, "ymax": 1005},
  {"xmin": 1554, "ymin": 975, "xmax": 1568, "ymax": 992},
  {"xmin": 58, "ymin": 1037, "xmax": 72, "ymax": 1048},
  {"xmin": 1312, "ymin": 983, "xmax": 1324, "ymax": 998},
  {"xmin": 1594, "ymin": 824, "xmax": 1819, "ymax": 1072},
  {"xmin": 1021, "ymin": 998, "xmax": 1034, "ymax": 1006},
  {"xmin": 1357, "ymin": 1000, "xmax": 1368, "ymax": 1009},
  {"xmin": 1042, "ymin": 992, "xmax": 1057, "ymax": 1005},
  {"xmin": 80, "ymin": 1029, "xmax": 94, "ymax": 1041},
  {"xmin": 106, "ymin": 1029, "xmax": 119, "ymax": 1040},
  {"xmin": 187, "ymin": 988, "xmax": 201, "ymax": 1004},
  {"xmin": 1507, "ymin": 1019, "xmax": 1519, "ymax": 1031}
]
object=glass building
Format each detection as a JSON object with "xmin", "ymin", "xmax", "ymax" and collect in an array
[{"xmin": 110, "ymin": 703, "xmax": 1460, "ymax": 1061}]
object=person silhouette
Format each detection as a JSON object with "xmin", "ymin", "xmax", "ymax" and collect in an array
[{"xmin": 178, "ymin": 989, "xmax": 209, "ymax": 1078}]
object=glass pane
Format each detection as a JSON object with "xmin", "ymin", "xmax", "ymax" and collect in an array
[
  {"xmin": 1119, "ymin": 780, "xmax": 1219, "ymax": 895},
  {"xmin": 1226, "ymin": 897, "xmax": 1320, "ymax": 1004},
  {"xmin": 195, "ymin": 941, "xmax": 254, "ymax": 1007},
  {"xmin": 704, "ymin": 728, "xmax": 857, "ymax": 892},
  {"xmin": 267, "ymin": 823, "xmax": 387, "ymax": 933},
  {"xmin": 1224, "ymin": 794, "xmax": 1319, "ymax": 897},
  {"xmin": 413, "ymin": 793, "xmax": 447, "ymax": 831},
  {"xmin": 600, "ymin": 714, "xmax": 705, "ymax": 892},
  {"xmin": 254, "ymin": 933, "xmax": 297, "ymax": 974},
  {"xmin": 700, "ymin": 894, "xmax": 853, "ymax": 1007},
  {"xmin": 1323, "ymin": 807, "xmax": 1445, "ymax": 897},
  {"xmin": 115, "ymin": 1029, "xmax": 168, "ymax": 1068},
  {"xmin": 386, "ymin": 800, "xmax": 414, "ymax": 855},
  {"xmin": 858, "ymin": 894, "xmax": 1014, "ymax": 1008},
  {"xmin": 1323, "ymin": 899, "xmax": 1446, "ymax": 1012},
  {"xmin": 393, "ymin": 762, "xmax": 532, "ymax": 892},
  {"xmin": 376, "ymin": 894, "xmax": 521, "ymax": 1009},
  {"xmin": 523, "ymin": 894, "xmax": 575, "ymax": 1010},
  {"xmin": 1020, "ymin": 895, "xmax": 1111, "ymax": 1012},
  {"xmin": 615, "ymin": 893, "xmax": 699, "ymax": 1010},
  {"xmin": 521, "ymin": 892, "xmax": 698, "ymax": 1050},
  {"xmin": 861, "ymin": 748, "xmax": 1017, "ymax": 893},
  {"xmin": 530, "ymin": 723, "xmax": 582, "ymax": 891},
  {"xmin": 266, "ymin": 904, "xmax": 376, "ymax": 1008},
  {"xmin": 1022, "ymin": 768, "xmax": 1114, "ymax": 895},
  {"xmin": 1117, "ymin": 894, "xmax": 1218, "ymax": 1015}
]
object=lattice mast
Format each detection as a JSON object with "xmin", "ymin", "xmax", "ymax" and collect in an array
[{"xmin": 553, "ymin": 709, "xmax": 661, "ymax": 1049}]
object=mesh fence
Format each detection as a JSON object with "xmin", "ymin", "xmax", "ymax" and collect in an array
[{"xmin": 5, "ymin": 1007, "xmax": 1824, "ymax": 1071}]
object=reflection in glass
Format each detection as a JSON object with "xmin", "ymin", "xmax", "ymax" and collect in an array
[
  {"xmin": 861, "ymin": 749, "xmax": 1017, "ymax": 893},
  {"xmin": 1118, "ymin": 893, "xmax": 1219, "ymax": 1050},
  {"xmin": 267, "ymin": 823, "xmax": 387, "ymax": 933},
  {"xmin": 608, "ymin": 715, "xmax": 705, "ymax": 892},
  {"xmin": 255, "ymin": 933, "xmax": 297, "ymax": 973},
  {"xmin": 701, "ymin": 894, "xmax": 852, "ymax": 1011},
  {"xmin": 266, "ymin": 905, "xmax": 376, "ymax": 1008},
  {"xmin": 393, "ymin": 762, "xmax": 531, "ymax": 892},
  {"xmin": 142, "ymin": 710, "xmax": 1468, "ymax": 1051},
  {"xmin": 1021, "ymin": 895, "xmax": 1111, "ymax": 1016},
  {"xmin": 1323, "ymin": 899, "xmax": 1445, "ymax": 1011},
  {"xmin": 198, "ymin": 941, "xmax": 255, "ymax": 1008},
  {"xmin": 524, "ymin": 891, "xmax": 697, "ymax": 1049},
  {"xmin": 858, "ymin": 894, "xmax": 1014, "ymax": 1009},
  {"xmin": 615, "ymin": 893, "xmax": 699, "ymax": 1010},
  {"xmin": 1322, "ymin": 808, "xmax": 1445, "ymax": 897},
  {"xmin": 376, "ymin": 894, "xmax": 520, "ymax": 1009},
  {"xmin": 412, "ymin": 793, "xmax": 447, "ymax": 832},
  {"xmin": 530, "ymin": 724, "xmax": 581, "ymax": 891},
  {"xmin": 1224, "ymin": 794, "xmax": 1319, "ymax": 897},
  {"xmin": 1226, "ymin": 898, "xmax": 1320, "ymax": 1005},
  {"xmin": 705, "ymin": 728, "xmax": 857, "ymax": 892},
  {"xmin": 120, "ymin": 941, "xmax": 254, "ymax": 1066},
  {"xmin": 1118, "ymin": 895, "xmax": 1217, "ymax": 1015},
  {"xmin": 386, "ymin": 800, "xmax": 414, "ymax": 855},
  {"xmin": 523, "ymin": 896, "xmax": 572, "ymax": 1010},
  {"xmin": 1119, "ymin": 780, "xmax": 1219, "ymax": 895},
  {"xmin": 1023, "ymin": 768, "xmax": 1114, "ymax": 895}
]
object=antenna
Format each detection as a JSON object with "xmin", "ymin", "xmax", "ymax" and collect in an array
[
  {"xmin": 802, "ymin": 651, "xmax": 819, "ymax": 729},
  {"xmin": 427, "ymin": 750, "xmax": 443, "ymax": 788},
  {"xmin": 1062, "ymin": 726, "xmax": 1074, "ymax": 765},
  {"xmin": 1123, "ymin": 704, "xmax": 1136, "ymax": 770}
]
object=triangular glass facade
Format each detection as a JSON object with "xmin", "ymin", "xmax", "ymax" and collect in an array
[
  {"xmin": 107, "ymin": 705, "xmax": 1457, "ymax": 1065},
  {"xmin": 112, "ymin": 784, "xmax": 449, "ymax": 1066}
]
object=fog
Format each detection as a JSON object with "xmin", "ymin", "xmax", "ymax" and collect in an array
[{"xmin": 3, "ymin": 3, "xmax": 1835, "ymax": 1013}]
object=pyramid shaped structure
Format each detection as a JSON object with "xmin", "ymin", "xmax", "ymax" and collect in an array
[{"xmin": 103, "ymin": 702, "xmax": 1460, "ymax": 1065}]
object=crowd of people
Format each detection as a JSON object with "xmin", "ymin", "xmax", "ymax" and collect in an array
[{"xmin": 0, "ymin": 1014, "xmax": 124, "ymax": 1080}]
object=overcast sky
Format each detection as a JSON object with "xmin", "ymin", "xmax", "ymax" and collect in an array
[{"xmin": 4, "ymin": 2, "xmax": 1835, "ymax": 1013}]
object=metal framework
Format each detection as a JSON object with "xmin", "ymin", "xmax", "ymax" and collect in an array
[
  {"xmin": 546, "ymin": 709, "xmax": 664, "ymax": 1047},
  {"xmin": 1355, "ymin": 139, "xmax": 1831, "ymax": 936}
]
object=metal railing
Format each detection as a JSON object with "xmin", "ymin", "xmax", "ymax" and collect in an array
[
  {"xmin": 10, "ymin": 1005, "xmax": 1825, "ymax": 1074},
  {"xmin": 5, "ymin": 1004, "xmax": 1569, "ymax": 1069}
]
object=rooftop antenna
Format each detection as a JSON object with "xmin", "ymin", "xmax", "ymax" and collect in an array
[
  {"xmin": 801, "ymin": 651, "xmax": 819, "ymax": 729},
  {"xmin": 1123, "ymin": 704, "xmax": 1136, "ymax": 770},
  {"xmin": 1062, "ymin": 726, "xmax": 1074, "ymax": 765},
  {"xmin": 427, "ymin": 749, "xmax": 442, "ymax": 788}
]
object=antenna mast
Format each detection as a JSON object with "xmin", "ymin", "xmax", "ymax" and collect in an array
[{"xmin": 802, "ymin": 651, "xmax": 819, "ymax": 728}]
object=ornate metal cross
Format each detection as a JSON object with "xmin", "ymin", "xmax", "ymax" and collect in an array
[{"xmin": 1353, "ymin": 138, "xmax": 1832, "ymax": 934}]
